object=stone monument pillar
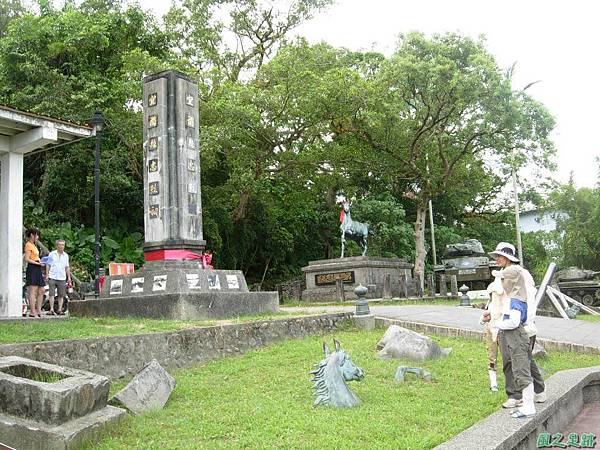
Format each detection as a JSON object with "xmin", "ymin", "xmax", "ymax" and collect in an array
[
  {"xmin": 142, "ymin": 70, "xmax": 205, "ymax": 259},
  {"xmin": 70, "ymin": 70, "xmax": 278, "ymax": 320}
]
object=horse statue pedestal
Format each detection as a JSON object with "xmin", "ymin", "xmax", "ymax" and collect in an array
[{"xmin": 301, "ymin": 256, "xmax": 414, "ymax": 302}]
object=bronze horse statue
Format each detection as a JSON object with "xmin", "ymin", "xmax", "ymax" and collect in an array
[{"xmin": 339, "ymin": 201, "xmax": 369, "ymax": 258}]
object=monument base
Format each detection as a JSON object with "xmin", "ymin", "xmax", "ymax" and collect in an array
[
  {"xmin": 301, "ymin": 256, "xmax": 414, "ymax": 302},
  {"xmin": 70, "ymin": 291, "xmax": 278, "ymax": 320},
  {"xmin": 71, "ymin": 260, "xmax": 278, "ymax": 320}
]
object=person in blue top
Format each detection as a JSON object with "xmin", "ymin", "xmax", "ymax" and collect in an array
[{"xmin": 489, "ymin": 242, "xmax": 536, "ymax": 419}]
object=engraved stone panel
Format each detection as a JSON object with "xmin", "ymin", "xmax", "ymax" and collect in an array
[
  {"xmin": 149, "ymin": 181, "xmax": 159, "ymax": 196},
  {"xmin": 185, "ymin": 114, "xmax": 194, "ymax": 128},
  {"xmin": 185, "ymin": 93, "xmax": 194, "ymax": 107},
  {"xmin": 149, "ymin": 204, "xmax": 160, "ymax": 219},
  {"xmin": 148, "ymin": 93, "xmax": 158, "ymax": 107},
  {"xmin": 315, "ymin": 271, "xmax": 356, "ymax": 286}
]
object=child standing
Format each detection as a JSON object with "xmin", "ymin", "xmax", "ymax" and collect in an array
[{"xmin": 481, "ymin": 271, "xmax": 506, "ymax": 392}]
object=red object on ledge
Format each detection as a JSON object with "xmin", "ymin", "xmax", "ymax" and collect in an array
[
  {"xmin": 144, "ymin": 249, "xmax": 203, "ymax": 262},
  {"xmin": 201, "ymin": 252, "xmax": 213, "ymax": 270},
  {"xmin": 98, "ymin": 275, "xmax": 106, "ymax": 292}
]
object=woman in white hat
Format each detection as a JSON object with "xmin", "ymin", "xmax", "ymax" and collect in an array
[{"xmin": 489, "ymin": 242, "xmax": 537, "ymax": 418}]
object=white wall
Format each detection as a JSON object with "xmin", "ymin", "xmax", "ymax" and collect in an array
[{"xmin": 520, "ymin": 210, "xmax": 564, "ymax": 233}]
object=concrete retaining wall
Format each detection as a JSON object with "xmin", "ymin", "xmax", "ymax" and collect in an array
[
  {"xmin": 0, "ymin": 313, "xmax": 353, "ymax": 380},
  {"xmin": 375, "ymin": 317, "xmax": 600, "ymax": 355}
]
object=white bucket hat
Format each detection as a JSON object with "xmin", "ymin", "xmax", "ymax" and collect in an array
[{"xmin": 489, "ymin": 242, "xmax": 519, "ymax": 263}]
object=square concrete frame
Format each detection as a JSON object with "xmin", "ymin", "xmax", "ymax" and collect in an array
[{"xmin": 0, "ymin": 356, "xmax": 125, "ymax": 450}]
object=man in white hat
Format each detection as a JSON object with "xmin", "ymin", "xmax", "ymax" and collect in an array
[{"xmin": 489, "ymin": 242, "xmax": 539, "ymax": 418}]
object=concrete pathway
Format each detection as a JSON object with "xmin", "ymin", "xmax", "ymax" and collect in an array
[
  {"xmin": 563, "ymin": 402, "xmax": 600, "ymax": 437},
  {"xmin": 281, "ymin": 304, "xmax": 600, "ymax": 350}
]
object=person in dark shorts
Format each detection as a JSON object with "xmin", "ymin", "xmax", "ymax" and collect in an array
[{"xmin": 24, "ymin": 228, "xmax": 45, "ymax": 318}]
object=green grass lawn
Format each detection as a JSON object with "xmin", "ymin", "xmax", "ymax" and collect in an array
[
  {"xmin": 281, "ymin": 297, "xmax": 461, "ymax": 308},
  {"xmin": 88, "ymin": 329, "xmax": 600, "ymax": 450},
  {"xmin": 576, "ymin": 313, "xmax": 600, "ymax": 323},
  {"xmin": 0, "ymin": 312, "xmax": 307, "ymax": 345}
]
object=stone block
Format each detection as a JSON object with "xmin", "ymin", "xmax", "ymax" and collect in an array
[
  {"xmin": 533, "ymin": 340, "xmax": 548, "ymax": 358},
  {"xmin": 91, "ymin": 261, "xmax": 278, "ymax": 320},
  {"xmin": 110, "ymin": 360, "xmax": 176, "ymax": 414},
  {"xmin": 450, "ymin": 275, "xmax": 459, "ymax": 296},
  {"xmin": 376, "ymin": 325, "xmax": 452, "ymax": 361},
  {"xmin": 438, "ymin": 274, "xmax": 448, "ymax": 296},
  {"xmin": 353, "ymin": 314, "xmax": 375, "ymax": 331}
]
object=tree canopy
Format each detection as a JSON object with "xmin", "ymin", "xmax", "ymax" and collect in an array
[
  {"xmin": 0, "ymin": 1, "xmax": 559, "ymax": 286},
  {"xmin": 323, "ymin": 32, "xmax": 555, "ymax": 280}
]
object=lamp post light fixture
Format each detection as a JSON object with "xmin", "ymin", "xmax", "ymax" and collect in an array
[
  {"xmin": 354, "ymin": 283, "xmax": 370, "ymax": 316},
  {"xmin": 90, "ymin": 109, "xmax": 104, "ymax": 298}
]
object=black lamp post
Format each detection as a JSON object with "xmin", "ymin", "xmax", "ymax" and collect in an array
[{"xmin": 90, "ymin": 109, "xmax": 104, "ymax": 298}]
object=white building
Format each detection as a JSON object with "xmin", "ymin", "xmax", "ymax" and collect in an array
[
  {"xmin": 0, "ymin": 105, "xmax": 93, "ymax": 317},
  {"xmin": 520, "ymin": 209, "xmax": 566, "ymax": 234}
]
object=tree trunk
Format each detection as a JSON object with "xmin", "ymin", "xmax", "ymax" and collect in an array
[
  {"xmin": 233, "ymin": 191, "xmax": 250, "ymax": 222},
  {"xmin": 413, "ymin": 202, "xmax": 427, "ymax": 290}
]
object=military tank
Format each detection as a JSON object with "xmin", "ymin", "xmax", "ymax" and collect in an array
[
  {"xmin": 554, "ymin": 267, "xmax": 600, "ymax": 307},
  {"xmin": 433, "ymin": 239, "xmax": 500, "ymax": 290}
]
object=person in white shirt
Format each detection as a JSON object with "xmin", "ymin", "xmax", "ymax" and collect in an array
[{"xmin": 45, "ymin": 239, "xmax": 72, "ymax": 315}]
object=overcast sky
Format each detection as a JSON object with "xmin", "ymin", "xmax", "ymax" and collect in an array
[{"xmin": 143, "ymin": 0, "xmax": 600, "ymax": 188}]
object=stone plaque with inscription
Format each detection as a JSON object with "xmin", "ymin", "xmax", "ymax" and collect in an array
[{"xmin": 315, "ymin": 271, "xmax": 355, "ymax": 286}]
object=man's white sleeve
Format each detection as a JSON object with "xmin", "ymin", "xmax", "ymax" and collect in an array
[
  {"xmin": 497, "ymin": 309, "xmax": 522, "ymax": 330},
  {"xmin": 524, "ymin": 270, "xmax": 537, "ymax": 323}
]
